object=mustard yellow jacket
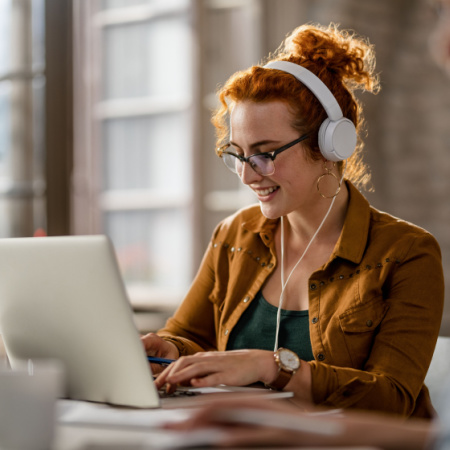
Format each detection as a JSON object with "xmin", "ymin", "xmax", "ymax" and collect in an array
[{"xmin": 159, "ymin": 181, "xmax": 444, "ymax": 418}]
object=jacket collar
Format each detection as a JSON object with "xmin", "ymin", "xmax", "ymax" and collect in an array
[
  {"xmin": 242, "ymin": 180, "xmax": 370, "ymax": 264},
  {"xmin": 333, "ymin": 181, "xmax": 370, "ymax": 264}
]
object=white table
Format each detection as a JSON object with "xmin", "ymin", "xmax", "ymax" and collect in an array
[{"xmin": 52, "ymin": 399, "xmax": 381, "ymax": 450}]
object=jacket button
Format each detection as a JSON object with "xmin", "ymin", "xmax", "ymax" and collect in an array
[
  {"xmin": 224, "ymin": 329, "xmax": 229, "ymax": 336},
  {"xmin": 311, "ymin": 317, "xmax": 318, "ymax": 324},
  {"xmin": 243, "ymin": 296, "xmax": 250, "ymax": 303},
  {"xmin": 366, "ymin": 320, "xmax": 373, "ymax": 327},
  {"xmin": 310, "ymin": 283, "xmax": 317, "ymax": 290},
  {"xmin": 317, "ymin": 353, "xmax": 325, "ymax": 361}
]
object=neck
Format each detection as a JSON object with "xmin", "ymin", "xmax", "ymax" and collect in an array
[
  {"xmin": 274, "ymin": 182, "xmax": 349, "ymax": 351},
  {"xmin": 283, "ymin": 181, "xmax": 349, "ymax": 248}
]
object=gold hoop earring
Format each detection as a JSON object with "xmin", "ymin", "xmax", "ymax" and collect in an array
[{"xmin": 317, "ymin": 161, "xmax": 341, "ymax": 199}]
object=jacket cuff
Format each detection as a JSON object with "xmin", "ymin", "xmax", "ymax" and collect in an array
[{"xmin": 319, "ymin": 376, "xmax": 376, "ymax": 409}]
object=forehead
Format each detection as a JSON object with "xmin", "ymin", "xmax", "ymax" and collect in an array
[{"xmin": 230, "ymin": 101, "xmax": 296, "ymax": 139}]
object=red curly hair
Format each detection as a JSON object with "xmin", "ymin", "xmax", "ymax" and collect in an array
[{"xmin": 211, "ymin": 23, "xmax": 380, "ymax": 190}]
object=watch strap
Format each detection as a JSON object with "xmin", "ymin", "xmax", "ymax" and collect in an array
[
  {"xmin": 266, "ymin": 366, "xmax": 293, "ymax": 390},
  {"xmin": 265, "ymin": 348, "xmax": 300, "ymax": 390}
]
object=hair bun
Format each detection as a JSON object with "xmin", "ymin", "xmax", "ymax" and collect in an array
[{"xmin": 279, "ymin": 23, "xmax": 379, "ymax": 94}]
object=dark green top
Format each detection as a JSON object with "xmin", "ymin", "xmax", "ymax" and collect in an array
[{"xmin": 226, "ymin": 290, "xmax": 314, "ymax": 361}]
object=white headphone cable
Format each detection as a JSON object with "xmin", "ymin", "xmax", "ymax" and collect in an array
[{"xmin": 273, "ymin": 165, "xmax": 346, "ymax": 351}]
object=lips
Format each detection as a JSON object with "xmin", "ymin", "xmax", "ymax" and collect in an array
[
  {"xmin": 253, "ymin": 186, "xmax": 279, "ymax": 199},
  {"xmin": 258, "ymin": 186, "xmax": 278, "ymax": 196}
]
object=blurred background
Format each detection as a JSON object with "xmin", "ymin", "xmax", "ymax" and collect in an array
[{"xmin": 0, "ymin": 0, "xmax": 449, "ymax": 337}]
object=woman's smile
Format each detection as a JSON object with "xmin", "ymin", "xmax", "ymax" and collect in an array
[{"xmin": 252, "ymin": 185, "xmax": 280, "ymax": 200}]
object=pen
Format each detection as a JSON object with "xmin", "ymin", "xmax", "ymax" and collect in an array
[{"xmin": 147, "ymin": 356, "xmax": 175, "ymax": 367}]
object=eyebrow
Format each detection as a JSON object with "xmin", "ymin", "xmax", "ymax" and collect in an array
[{"xmin": 229, "ymin": 139, "xmax": 281, "ymax": 151}]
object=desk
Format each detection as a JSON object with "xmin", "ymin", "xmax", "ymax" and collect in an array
[
  {"xmin": 52, "ymin": 400, "xmax": 381, "ymax": 450},
  {"xmin": 55, "ymin": 423, "xmax": 164, "ymax": 450},
  {"xmin": 54, "ymin": 399, "xmax": 203, "ymax": 449},
  {"xmin": 54, "ymin": 424, "xmax": 380, "ymax": 450},
  {"xmin": 53, "ymin": 400, "xmax": 277, "ymax": 449}
]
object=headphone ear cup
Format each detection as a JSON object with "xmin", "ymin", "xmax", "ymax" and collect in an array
[{"xmin": 318, "ymin": 118, "xmax": 357, "ymax": 162}]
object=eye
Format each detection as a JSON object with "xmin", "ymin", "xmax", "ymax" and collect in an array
[
  {"xmin": 250, "ymin": 152, "xmax": 272, "ymax": 162},
  {"xmin": 229, "ymin": 145, "xmax": 244, "ymax": 157}
]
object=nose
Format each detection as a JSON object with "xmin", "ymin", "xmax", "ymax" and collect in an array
[{"xmin": 239, "ymin": 161, "xmax": 264, "ymax": 185}]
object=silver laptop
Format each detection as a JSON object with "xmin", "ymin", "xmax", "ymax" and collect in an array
[{"xmin": 0, "ymin": 235, "xmax": 292, "ymax": 409}]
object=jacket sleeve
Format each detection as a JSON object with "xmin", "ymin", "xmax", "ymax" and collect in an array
[
  {"xmin": 157, "ymin": 225, "xmax": 222, "ymax": 356},
  {"xmin": 309, "ymin": 232, "xmax": 444, "ymax": 417}
]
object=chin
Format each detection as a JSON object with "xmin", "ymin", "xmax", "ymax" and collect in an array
[{"xmin": 259, "ymin": 204, "xmax": 283, "ymax": 220}]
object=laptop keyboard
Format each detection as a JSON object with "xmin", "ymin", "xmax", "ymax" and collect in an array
[{"xmin": 157, "ymin": 387, "xmax": 200, "ymax": 398}]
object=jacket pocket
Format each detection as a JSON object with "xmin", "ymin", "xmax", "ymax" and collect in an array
[{"xmin": 339, "ymin": 297, "xmax": 389, "ymax": 368}]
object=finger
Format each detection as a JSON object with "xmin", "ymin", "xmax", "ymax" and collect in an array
[
  {"xmin": 140, "ymin": 332, "xmax": 160, "ymax": 354},
  {"xmin": 154, "ymin": 363, "xmax": 176, "ymax": 389},
  {"xmin": 155, "ymin": 354, "xmax": 203, "ymax": 385},
  {"xmin": 190, "ymin": 372, "xmax": 231, "ymax": 388},
  {"xmin": 141, "ymin": 333, "xmax": 179, "ymax": 360},
  {"xmin": 149, "ymin": 363, "xmax": 165, "ymax": 375},
  {"xmin": 164, "ymin": 360, "xmax": 222, "ymax": 386},
  {"xmin": 154, "ymin": 355, "xmax": 195, "ymax": 389}
]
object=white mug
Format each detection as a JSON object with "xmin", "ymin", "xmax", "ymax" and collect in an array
[{"xmin": 0, "ymin": 359, "xmax": 65, "ymax": 450}]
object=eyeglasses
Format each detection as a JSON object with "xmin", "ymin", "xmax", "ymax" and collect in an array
[{"xmin": 215, "ymin": 134, "xmax": 309, "ymax": 177}]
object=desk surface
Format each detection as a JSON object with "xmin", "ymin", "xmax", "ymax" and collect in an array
[
  {"xmin": 55, "ymin": 424, "xmax": 380, "ymax": 450},
  {"xmin": 55, "ymin": 400, "xmax": 224, "ymax": 449},
  {"xmin": 53, "ymin": 400, "xmax": 381, "ymax": 450}
]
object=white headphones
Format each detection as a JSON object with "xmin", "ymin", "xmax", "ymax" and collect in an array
[{"xmin": 264, "ymin": 60, "xmax": 357, "ymax": 162}]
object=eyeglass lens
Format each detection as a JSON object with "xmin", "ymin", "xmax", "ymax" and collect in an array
[{"xmin": 222, "ymin": 152, "xmax": 274, "ymax": 176}]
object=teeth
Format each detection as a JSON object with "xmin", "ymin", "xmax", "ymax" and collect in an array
[{"xmin": 258, "ymin": 187, "xmax": 278, "ymax": 196}]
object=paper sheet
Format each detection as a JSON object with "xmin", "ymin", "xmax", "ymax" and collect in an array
[{"xmin": 57, "ymin": 399, "xmax": 193, "ymax": 429}]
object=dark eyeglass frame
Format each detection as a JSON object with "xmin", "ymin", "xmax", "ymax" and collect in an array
[{"xmin": 215, "ymin": 134, "xmax": 310, "ymax": 176}]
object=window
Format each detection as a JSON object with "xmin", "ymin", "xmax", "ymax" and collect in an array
[
  {"xmin": 0, "ymin": 0, "xmax": 46, "ymax": 238},
  {"xmin": 72, "ymin": 0, "xmax": 262, "ymax": 316}
]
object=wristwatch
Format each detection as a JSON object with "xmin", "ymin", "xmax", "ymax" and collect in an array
[{"xmin": 266, "ymin": 348, "xmax": 301, "ymax": 390}]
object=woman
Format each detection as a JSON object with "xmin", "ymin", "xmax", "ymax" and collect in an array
[{"xmin": 142, "ymin": 23, "xmax": 444, "ymax": 418}]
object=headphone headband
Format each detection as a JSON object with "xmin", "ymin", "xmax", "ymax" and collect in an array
[
  {"xmin": 264, "ymin": 61, "xmax": 343, "ymax": 120},
  {"xmin": 263, "ymin": 60, "xmax": 357, "ymax": 161}
]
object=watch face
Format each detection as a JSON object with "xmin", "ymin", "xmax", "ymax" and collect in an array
[{"xmin": 279, "ymin": 349, "xmax": 300, "ymax": 371}]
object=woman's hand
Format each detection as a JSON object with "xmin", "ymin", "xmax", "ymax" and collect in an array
[
  {"xmin": 165, "ymin": 398, "xmax": 321, "ymax": 447},
  {"xmin": 154, "ymin": 349, "xmax": 278, "ymax": 393},
  {"xmin": 140, "ymin": 332, "xmax": 179, "ymax": 374},
  {"xmin": 165, "ymin": 398, "xmax": 433, "ymax": 449}
]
